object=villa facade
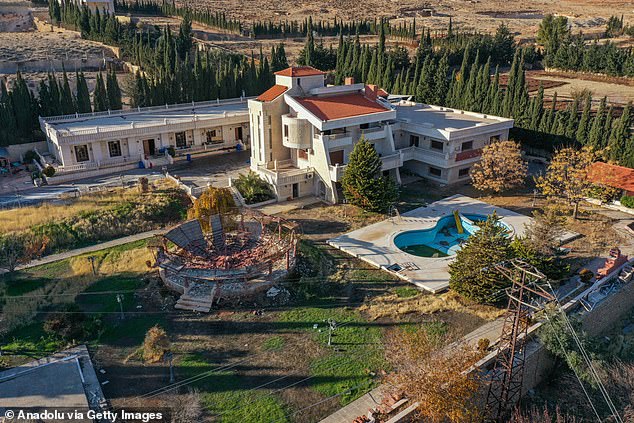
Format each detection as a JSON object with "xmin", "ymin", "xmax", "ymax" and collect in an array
[
  {"xmin": 40, "ymin": 99, "xmax": 250, "ymax": 174},
  {"xmin": 248, "ymin": 66, "xmax": 514, "ymax": 203}
]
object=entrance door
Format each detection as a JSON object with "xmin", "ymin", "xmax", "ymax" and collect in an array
[
  {"xmin": 235, "ymin": 127, "xmax": 243, "ymax": 141},
  {"xmin": 292, "ymin": 183, "xmax": 299, "ymax": 199},
  {"xmin": 143, "ymin": 139, "xmax": 155, "ymax": 156}
]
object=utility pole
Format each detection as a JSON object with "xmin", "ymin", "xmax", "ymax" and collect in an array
[
  {"xmin": 116, "ymin": 294, "xmax": 124, "ymax": 320},
  {"xmin": 165, "ymin": 351, "xmax": 174, "ymax": 383},
  {"xmin": 87, "ymin": 256, "xmax": 97, "ymax": 275},
  {"xmin": 485, "ymin": 260, "xmax": 555, "ymax": 422},
  {"xmin": 325, "ymin": 319, "xmax": 337, "ymax": 346}
]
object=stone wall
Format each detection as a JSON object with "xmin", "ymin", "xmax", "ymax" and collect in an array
[
  {"xmin": 477, "ymin": 271, "xmax": 634, "ymax": 397},
  {"xmin": 6, "ymin": 141, "xmax": 48, "ymax": 161}
]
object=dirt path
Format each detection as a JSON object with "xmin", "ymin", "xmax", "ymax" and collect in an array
[{"xmin": 1, "ymin": 229, "xmax": 165, "ymax": 273}]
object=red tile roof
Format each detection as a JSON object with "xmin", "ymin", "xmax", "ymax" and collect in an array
[
  {"xmin": 587, "ymin": 162, "xmax": 634, "ymax": 192},
  {"xmin": 294, "ymin": 93, "xmax": 390, "ymax": 121},
  {"xmin": 274, "ymin": 66, "xmax": 325, "ymax": 77},
  {"xmin": 256, "ymin": 84, "xmax": 288, "ymax": 102}
]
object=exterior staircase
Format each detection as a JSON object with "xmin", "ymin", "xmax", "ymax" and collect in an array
[{"xmin": 174, "ymin": 284, "xmax": 216, "ymax": 312}]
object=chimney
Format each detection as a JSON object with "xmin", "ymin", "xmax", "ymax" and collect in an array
[
  {"xmin": 344, "ymin": 76, "xmax": 355, "ymax": 85},
  {"xmin": 365, "ymin": 84, "xmax": 378, "ymax": 101}
]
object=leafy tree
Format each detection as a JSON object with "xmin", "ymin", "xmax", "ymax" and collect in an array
[
  {"xmin": 470, "ymin": 140, "xmax": 527, "ymax": 193},
  {"xmin": 449, "ymin": 213, "xmax": 514, "ymax": 304},
  {"xmin": 342, "ymin": 137, "xmax": 398, "ymax": 213},
  {"xmin": 536, "ymin": 146, "xmax": 596, "ymax": 219},
  {"xmin": 187, "ymin": 186, "xmax": 236, "ymax": 232}
]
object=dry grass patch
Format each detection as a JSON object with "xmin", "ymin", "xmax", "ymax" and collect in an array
[{"xmin": 360, "ymin": 290, "xmax": 504, "ymax": 322}]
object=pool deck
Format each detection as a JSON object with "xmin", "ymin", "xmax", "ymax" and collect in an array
[{"xmin": 327, "ymin": 195, "xmax": 533, "ymax": 293}]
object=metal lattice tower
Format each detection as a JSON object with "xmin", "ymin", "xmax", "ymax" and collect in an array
[{"xmin": 484, "ymin": 260, "xmax": 555, "ymax": 422}]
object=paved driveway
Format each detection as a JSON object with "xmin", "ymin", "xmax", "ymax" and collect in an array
[{"xmin": 168, "ymin": 150, "xmax": 251, "ymax": 188}]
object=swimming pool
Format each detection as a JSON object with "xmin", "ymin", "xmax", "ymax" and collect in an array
[{"xmin": 393, "ymin": 213, "xmax": 509, "ymax": 258}]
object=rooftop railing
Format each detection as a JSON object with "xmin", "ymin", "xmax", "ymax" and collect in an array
[{"xmin": 40, "ymin": 97, "xmax": 254, "ymax": 124}]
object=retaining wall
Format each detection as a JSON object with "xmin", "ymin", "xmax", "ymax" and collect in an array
[
  {"xmin": 477, "ymin": 274, "xmax": 634, "ymax": 397},
  {"xmin": 5, "ymin": 141, "xmax": 47, "ymax": 161}
]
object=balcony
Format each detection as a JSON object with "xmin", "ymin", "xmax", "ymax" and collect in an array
[
  {"xmin": 316, "ymin": 132, "xmax": 353, "ymax": 149},
  {"xmin": 360, "ymin": 126, "xmax": 386, "ymax": 141},
  {"xmin": 380, "ymin": 153, "xmax": 403, "ymax": 170},
  {"xmin": 258, "ymin": 164, "xmax": 314, "ymax": 186},
  {"xmin": 455, "ymin": 148, "xmax": 483, "ymax": 162},
  {"xmin": 398, "ymin": 146, "xmax": 451, "ymax": 167},
  {"xmin": 329, "ymin": 164, "xmax": 346, "ymax": 182},
  {"xmin": 282, "ymin": 114, "xmax": 312, "ymax": 149}
]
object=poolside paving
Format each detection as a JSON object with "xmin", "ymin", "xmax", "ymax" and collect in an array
[{"xmin": 327, "ymin": 195, "xmax": 533, "ymax": 293}]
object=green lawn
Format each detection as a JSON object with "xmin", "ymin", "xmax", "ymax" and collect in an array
[
  {"xmin": 278, "ymin": 306, "xmax": 387, "ymax": 405},
  {"xmin": 178, "ymin": 353, "xmax": 289, "ymax": 423},
  {"xmin": 0, "ymin": 240, "xmax": 155, "ymax": 363}
]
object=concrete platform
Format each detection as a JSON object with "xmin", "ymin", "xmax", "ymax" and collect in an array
[{"xmin": 327, "ymin": 195, "xmax": 533, "ymax": 293}]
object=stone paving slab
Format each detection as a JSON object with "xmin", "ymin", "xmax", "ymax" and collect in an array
[{"xmin": 328, "ymin": 195, "xmax": 533, "ymax": 293}]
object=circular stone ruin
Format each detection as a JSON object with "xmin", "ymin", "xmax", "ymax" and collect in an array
[{"xmin": 150, "ymin": 209, "xmax": 298, "ymax": 311}]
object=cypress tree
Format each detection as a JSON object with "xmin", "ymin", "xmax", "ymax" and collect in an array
[
  {"xmin": 432, "ymin": 53, "xmax": 449, "ymax": 106},
  {"xmin": 75, "ymin": 71, "xmax": 92, "ymax": 113},
  {"xmin": 93, "ymin": 72, "xmax": 108, "ymax": 112},
  {"xmin": 60, "ymin": 68, "xmax": 75, "ymax": 115},
  {"xmin": 588, "ymin": 96, "xmax": 607, "ymax": 148},
  {"xmin": 607, "ymin": 102, "xmax": 631, "ymax": 163},
  {"xmin": 576, "ymin": 95, "xmax": 592, "ymax": 144},
  {"xmin": 564, "ymin": 98, "xmax": 579, "ymax": 139}
]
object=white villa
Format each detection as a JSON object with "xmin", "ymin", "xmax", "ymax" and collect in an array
[
  {"xmin": 249, "ymin": 66, "xmax": 514, "ymax": 203},
  {"xmin": 39, "ymin": 99, "xmax": 250, "ymax": 174},
  {"xmin": 59, "ymin": 0, "xmax": 115, "ymax": 14},
  {"xmin": 39, "ymin": 66, "xmax": 513, "ymax": 199}
]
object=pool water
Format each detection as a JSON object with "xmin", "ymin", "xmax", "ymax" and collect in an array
[{"xmin": 394, "ymin": 214, "xmax": 506, "ymax": 258}]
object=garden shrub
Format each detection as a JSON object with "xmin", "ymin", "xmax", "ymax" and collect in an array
[
  {"xmin": 620, "ymin": 195, "xmax": 634, "ymax": 209},
  {"xmin": 42, "ymin": 166, "xmax": 56, "ymax": 177},
  {"xmin": 234, "ymin": 171, "xmax": 275, "ymax": 204}
]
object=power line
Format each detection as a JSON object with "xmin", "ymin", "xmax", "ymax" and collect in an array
[{"xmin": 543, "ymin": 313, "xmax": 602, "ymax": 422}]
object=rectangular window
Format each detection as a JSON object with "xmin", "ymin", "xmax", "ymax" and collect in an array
[
  {"xmin": 284, "ymin": 125, "xmax": 289, "ymax": 138},
  {"xmin": 431, "ymin": 140, "xmax": 443, "ymax": 151},
  {"xmin": 175, "ymin": 131, "xmax": 186, "ymax": 148},
  {"xmin": 268, "ymin": 115, "xmax": 272, "ymax": 125},
  {"xmin": 74, "ymin": 145, "xmax": 89, "ymax": 162},
  {"xmin": 206, "ymin": 130, "xmax": 222, "ymax": 144},
  {"xmin": 459, "ymin": 167, "xmax": 470, "ymax": 177},
  {"xmin": 108, "ymin": 140, "xmax": 122, "ymax": 157},
  {"xmin": 429, "ymin": 166, "xmax": 442, "ymax": 177},
  {"xmin": 461, "ymin": 141, "xmax": 473, "ymax": 151},
  {"xmin": 409, "ymin": 135, "xmax": 420, "ymax": 147}
]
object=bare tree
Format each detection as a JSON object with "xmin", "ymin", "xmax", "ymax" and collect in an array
[
  {"xmin": 386, "ymin": 328, "xmax": 485, "ymax": 423},
  {"xmin": 171, "ymin": 389, "xmax": 204, "ymax": 423}
]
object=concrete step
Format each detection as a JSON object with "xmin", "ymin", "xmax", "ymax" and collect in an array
[
  {"xmin": 174, "ymin": 302, "xmax": 211, "ymax": 312},
  {"xmin": 176, "ymin": 298, "xmax": 213, "ymax": 309}
]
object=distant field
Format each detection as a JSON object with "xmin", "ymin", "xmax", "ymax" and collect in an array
[{"xmin": 172, "ymin": 0, "xmax": 634, "ymax": 38}]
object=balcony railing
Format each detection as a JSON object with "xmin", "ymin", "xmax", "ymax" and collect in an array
[
  {"xmin": 329, "ymin": 164, "xmax": 346, "ymax": 182},
  {"xmin": 380, "ymin": 153, "xmax": 402, "ymax": 170},
  {"xmin": 258, "ymin": 165, "xmax": 314, "ymax": 185}
]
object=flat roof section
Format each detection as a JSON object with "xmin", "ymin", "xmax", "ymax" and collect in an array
[
  {"xmin": 395, "ymin": 103, "xmax": 512, "ymax": 131},
  {"xmin": 44, "ymin": 100, "xmax": 250, "ymax": 136},
  {"xmin": 294, "ymin": 93, "xmax": 391, "ymax": 122},
  {"xmin": 0, "ymin": 345, "xmax": 104, "ymax": 414}
]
